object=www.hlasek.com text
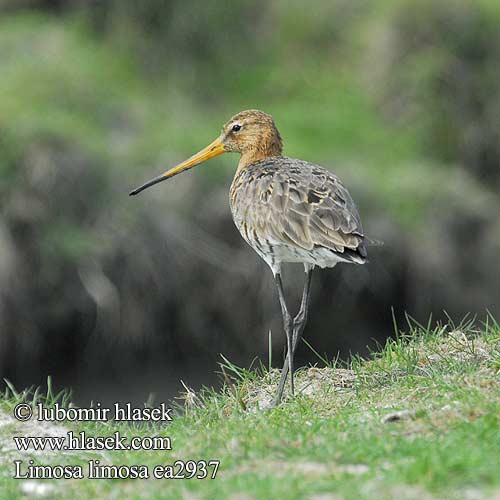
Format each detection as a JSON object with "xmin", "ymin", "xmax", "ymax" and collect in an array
[{"xmin": 14, "ymin": 430, "xmax": 172, "ymax": 452}]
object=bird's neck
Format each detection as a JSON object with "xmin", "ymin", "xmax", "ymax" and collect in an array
[
  {"xmin": 237, "ymin": 152, "xmax": 272, "ymax": 171},
  {"xmin": 237, "ymin": 141, "xmax": 283, "ymax": 172}
]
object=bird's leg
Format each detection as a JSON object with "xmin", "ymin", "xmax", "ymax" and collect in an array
[
  {"xmin": 273, "ymin": 266, "xmax": 314, "ymax": 406},
  {"xmin": 274, "ymin": 272, "xmax": 294, "ymax": 400},
  {"xmin": 292, "ymin": 265, "xmax": 314, "ymax": 348}
]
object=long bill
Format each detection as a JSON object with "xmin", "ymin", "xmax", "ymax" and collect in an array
[{"xmin": 129, "ymin": 136, "xmax": 226, "ymax": 196}]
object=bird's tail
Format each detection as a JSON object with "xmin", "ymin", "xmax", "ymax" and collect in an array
[{"xmin": 364, "ymin": 236, "xmax": 383, "ymax": 247}]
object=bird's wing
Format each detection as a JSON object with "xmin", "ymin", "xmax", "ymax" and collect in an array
[{"xmin": 235, "ymin": 158, "xmax": 366, "ymax": 256}]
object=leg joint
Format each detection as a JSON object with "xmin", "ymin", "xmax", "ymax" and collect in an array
[{"xmin": 293, "ymin": 310, "xmax": 307, "ymax": 328}]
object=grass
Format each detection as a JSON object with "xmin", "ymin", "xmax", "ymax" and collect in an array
[{"xmin": 1, "ymin": 317, "xmax": 500, "ymax": 499}]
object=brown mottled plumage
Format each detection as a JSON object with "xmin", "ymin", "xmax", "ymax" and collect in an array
[
  {"xmin": 130, "ymin": 109, "xmax": 369, "ymax": 406},
  {"xmin": 230, "ymin": 156, "xmax": 366, "ymax": 273}
]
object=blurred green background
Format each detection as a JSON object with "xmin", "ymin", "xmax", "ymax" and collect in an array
[{"xmin": 1, "ymin": 0, "xmax": 499, "ymax": 403}]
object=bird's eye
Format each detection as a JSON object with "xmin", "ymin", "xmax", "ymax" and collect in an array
[{"xmin": 232, "ymin": 124, "xmax": 242, "ymax": 132}]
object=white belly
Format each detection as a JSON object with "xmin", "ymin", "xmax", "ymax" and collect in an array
[
  {"xmin": 248, "ymin": 239, "xmax": 349, "ymax": 275},
  {"xmin": 264, "ymin": 243, "xmax": 344, "ymax": 268}
]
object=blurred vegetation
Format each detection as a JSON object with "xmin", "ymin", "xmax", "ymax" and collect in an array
[{"xmin": 0, "ymin": 0, "xmax": 499, "ymax": 401}]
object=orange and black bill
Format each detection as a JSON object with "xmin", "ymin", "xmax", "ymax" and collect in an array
[{"xmin": 129, "ymin": 136, "xmax": 226, "ymax": 196}]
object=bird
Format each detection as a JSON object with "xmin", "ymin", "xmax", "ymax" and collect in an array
[{"xmin": 130, "ymin": 109, "xmax": 368, "ymax": 406}]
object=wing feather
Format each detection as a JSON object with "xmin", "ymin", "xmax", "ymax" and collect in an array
[{"xmin": 230, "ymin": 157, "xmax": 366, "ymax": 258}]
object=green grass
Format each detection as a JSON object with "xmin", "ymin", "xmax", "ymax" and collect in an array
[{"xmin": 1, "ymin": 317, "xmax": 500, "ymax": 499}]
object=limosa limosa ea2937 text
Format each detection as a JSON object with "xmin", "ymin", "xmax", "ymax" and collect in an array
[{"xmin": 130, "ymin": 110, "xmax": 368, "ymax": 406}]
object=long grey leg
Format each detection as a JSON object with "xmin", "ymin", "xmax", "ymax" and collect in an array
[
  {"xmin": 273, "ymin": 266, "xmax": 314, "ymax": 406},
  {"xmin": 274, "ymin": 273, "xmax": 294, "ymax": 397},
  {"xmin": 293, "ymin": 265, "xmax": 314, "ymax": 346}
]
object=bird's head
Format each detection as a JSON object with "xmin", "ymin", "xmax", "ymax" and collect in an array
[
  {"xmin": 221, "ymin": 109, "xmax": 282, "ymax": 156},
  {"xmin": 129, "ymin": 109, "xmax": 282, "ymax": 196}
]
